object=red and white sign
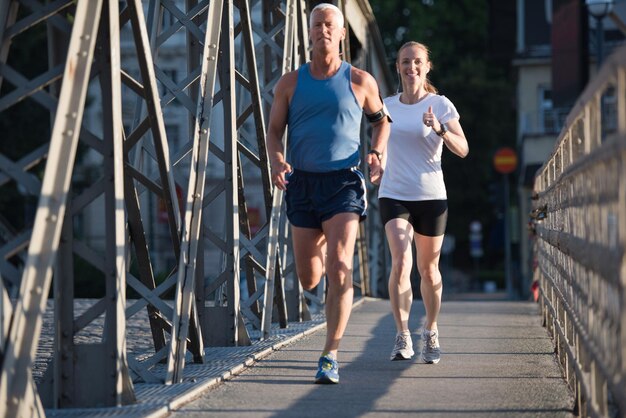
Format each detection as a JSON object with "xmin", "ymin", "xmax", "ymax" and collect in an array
[{"xmin": 493, "ymin": 147, "xmax": 518, "ymax": 174}]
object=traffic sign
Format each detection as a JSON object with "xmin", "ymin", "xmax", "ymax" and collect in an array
[{"xmin": 493, "ymin": 147, "xmax": 517, "ymax": 174}]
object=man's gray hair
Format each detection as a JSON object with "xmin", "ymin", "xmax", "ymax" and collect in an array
[{"xmin": 310, "ymin": 3, "xmax": 344, "ymax": 28}]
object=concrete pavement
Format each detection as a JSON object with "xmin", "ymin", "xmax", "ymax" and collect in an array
[{"xmin": 169, "ymin": 298, "xmax": 574, "ymax": 417}]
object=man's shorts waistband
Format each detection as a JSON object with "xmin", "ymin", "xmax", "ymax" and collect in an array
[{"xmin": 292, "ymin": 166, "xmax": 359, "ymax": 177}]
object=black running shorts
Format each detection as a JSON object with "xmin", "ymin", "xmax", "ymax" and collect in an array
[{"xmin": 379, "ymin": 198, "xmax": 447, "ymax": 237}]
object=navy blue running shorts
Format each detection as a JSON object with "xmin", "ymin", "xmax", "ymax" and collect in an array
[
  {"xmin": 379, "ymin": 198, "xmax": 448, "ymax": 237},
  {"xmin": 285, "ymin": 167, "xmax": 367, "ymax": 229}
]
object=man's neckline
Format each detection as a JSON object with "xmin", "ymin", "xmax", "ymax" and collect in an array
[{"xmin": 308, "ymin": 61, "xmax": 343, "ymax": 80}]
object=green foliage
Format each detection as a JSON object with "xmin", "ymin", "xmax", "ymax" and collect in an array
[{"xmin": 370, "ymin": 0, "xmax": 517, "ymax": 268}]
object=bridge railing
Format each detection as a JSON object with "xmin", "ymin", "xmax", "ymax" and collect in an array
[{"xmin": 531, "ymin": 44, "xmax": 626, "ymax": 418}]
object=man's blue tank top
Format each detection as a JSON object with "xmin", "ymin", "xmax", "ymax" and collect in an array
[{"xmin": 287, "ymin": 61, "xmax": 362, "ymax": 172}]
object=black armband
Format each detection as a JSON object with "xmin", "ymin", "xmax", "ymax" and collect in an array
[{"xmin": 365, "ymin": 96, "xmax": 393, "ymax": 124}]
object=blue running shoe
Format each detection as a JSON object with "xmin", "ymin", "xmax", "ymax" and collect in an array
[{"xmin": 315, "ymin": 354, "xmax": 339, "ymax": 384}]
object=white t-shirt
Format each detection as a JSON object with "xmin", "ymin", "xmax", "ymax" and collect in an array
[{"xmin": 378, "ymin": 93, "xmax": 460, "ymax": 201}]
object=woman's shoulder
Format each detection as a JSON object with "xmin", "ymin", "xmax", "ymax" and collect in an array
[
  {"xmin": 429, "ymin": 94, "xmax": 457, "ymax": 111},
  {"xmin": 429, "ymin": 94, "xmax": 460, "ymax": 120},
  {"xmin": 429, "ymin": 93, "xmax": 453, "ymax": 105},
  {"xmin": 383, "ymin": 93, "xmax": 400, "ymax": 105}
]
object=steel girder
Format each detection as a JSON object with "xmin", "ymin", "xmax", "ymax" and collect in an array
[
  {"xmin": 0, "ymin": 0, "xmax": 136, "ymax": 414},
  {"xmin": 0, "ymin": 0, "xmax": 389, "ymax": 413}
]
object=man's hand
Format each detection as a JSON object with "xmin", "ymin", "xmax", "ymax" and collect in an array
[
  {"xmin": 367, "ymin": 153, "xmax": 383, "ymax": 185},
  {"xmin": 271, "ymin": 160, "xmax": 292, "ymax": 191}
]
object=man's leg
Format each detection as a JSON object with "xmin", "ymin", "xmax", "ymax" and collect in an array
[
  {"xmin": 320, "ymin": 212, "xmax": 360, "ymax": 358},
  {"xmin": 291, "ymin": 226, "xmax": 326, "ymax": 290}
]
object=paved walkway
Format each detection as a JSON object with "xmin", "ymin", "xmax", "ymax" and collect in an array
[{"xmin": 169, "ymin": 298, "xmax": 574, "ymax": 418}]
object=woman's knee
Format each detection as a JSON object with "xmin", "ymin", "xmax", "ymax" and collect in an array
[
  {"xmin": 391, "ymin": 253, "xmax": 413, "ymax": 277},
  {"xmin": 418, "ymin": 264, "xmax": 441, "ymax": 285}
]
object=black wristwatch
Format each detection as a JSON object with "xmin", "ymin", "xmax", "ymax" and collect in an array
[
  {"xmin": 368, "ymin": 149, "xmax": 382, "ymax": 161},
  {"xmin": 436, "ymin": 124, "xmax": 447, "ymax": 137}
]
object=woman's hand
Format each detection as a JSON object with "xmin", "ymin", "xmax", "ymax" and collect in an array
[{"xmin": 422, "ymin": 105, "xmax": 442, "ymax": 132}]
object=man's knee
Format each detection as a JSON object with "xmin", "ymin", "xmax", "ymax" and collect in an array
[
  {"xmin": 300, "ymin": 276, "xmax": 321, "ymax": 290},
  {"xmin": 325, "ymin": 257, "xmax": 353, "ymax": 282},
  {"xmin": 297, "ymin": 265, "xmax": 325, "ymax": 290}
]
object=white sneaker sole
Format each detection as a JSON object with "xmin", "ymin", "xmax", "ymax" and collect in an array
[
  {"xmin": 421, "ymin": 354, "xmax": 440, "ymax": 364},
  {"xmin": 390, "ymin": 351, "xmax": 414, "ymax": 361}
]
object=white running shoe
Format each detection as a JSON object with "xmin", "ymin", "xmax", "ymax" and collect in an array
[
  {"xmin": 390, "ymin": 333, "xmax": 414, "ymax": 361},
  {"xmin": 421, "ymin": 329, "xmax": 441, "ymax": 364}
]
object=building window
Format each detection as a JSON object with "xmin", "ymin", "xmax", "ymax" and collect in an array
[
  {"xmin": 538, "ymin": 86, "xmax": 553, "ymax": 132},
  {"xmin": 602, "ymin": 86, "xmax": 617, "ymax": 135},
  {"xmin": 538, "ymin": 86, "xmax": 568, "ymax": 135}
]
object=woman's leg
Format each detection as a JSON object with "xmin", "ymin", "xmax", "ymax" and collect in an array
[
  {"xmin": 414, "ymin": 233, "xmax": 444, "ymax": 331},
  {"xmin": 385, "ymin": 218, "xmax": 415, "ymax": 333}
]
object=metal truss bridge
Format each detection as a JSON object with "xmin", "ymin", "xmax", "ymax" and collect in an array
[{"xmin": 0, "ymin": 0, "xmax": 392, "ymax": 415}]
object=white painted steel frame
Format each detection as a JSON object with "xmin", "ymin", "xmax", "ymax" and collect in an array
[
  {"xmin": 165, "ymin": 0, "xmax": 222, "ymax": 384},
  {"xmin": 216, "ymin": 0, "xmax": 244, "ymax": 347},
  {"xmin": 121, "ymin": 0, "xmax": 205, "ymax": 381},
  {"xmin": 260, "ymin": 0, "xmax": 296, "ymax": 339},
  {"xmin": 97, "ymin": 0, "xmax": 135, "ymax": 406},
  {"xmin": 0, "ymin": 1, "xmax": 104, "ymax": 416},
  {"xmin": 44, "ymin": 0, "xmax": 136, "ymax": 408},
  {"xmin": 258, "ymin": 0, "xmax": 312, "ymax": 324},
  {"xmin": 232, "ymin": 0, "xmax": 291, "ymax": 336},
  {"xmin": 0, "ymin": 0, "xmax": 391, "ymax": 413}
]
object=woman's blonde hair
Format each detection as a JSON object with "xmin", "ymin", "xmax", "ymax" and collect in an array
[{"xmin": 397, "ymin": 41, "xmax": 437, "ymax": 94}]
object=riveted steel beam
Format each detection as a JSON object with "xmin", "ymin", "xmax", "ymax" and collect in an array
[{"xmin": 0, "ymin": 1, "xmax": 108, "ymax": 415}]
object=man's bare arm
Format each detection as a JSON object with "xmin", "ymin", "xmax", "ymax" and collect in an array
[
  {"xmin": 266, "ymin": 72, "xmax": 296, "ymax": 190},
  {"xmin": 352, "ymin": 68, "xmax": 391, "ymax": 184}
]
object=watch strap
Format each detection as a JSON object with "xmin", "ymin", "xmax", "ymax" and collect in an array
[{"xmin": 368, "ymin": 149, "xmax": 382, "ymax": 161}]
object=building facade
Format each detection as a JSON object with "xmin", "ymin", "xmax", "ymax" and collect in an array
[{"xmin": 514, "ymin": 0, "xmax": 625, "ymax": 297}]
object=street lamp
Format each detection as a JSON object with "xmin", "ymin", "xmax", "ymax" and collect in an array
[{"xmin": 586, "ymin": 0, "xmax": 614, "ymax": 66}]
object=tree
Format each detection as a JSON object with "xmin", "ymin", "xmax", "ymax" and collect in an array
[{"xmin": 369, "ymin": 0, "xmax": 517, "ymax": 270}]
